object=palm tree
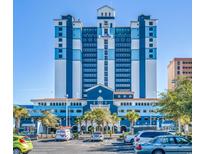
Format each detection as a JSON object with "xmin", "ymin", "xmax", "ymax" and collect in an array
[
  {"xmin": 75, "ymin": 116, "xmax": 84, "ymax": 134},
  {"xmin": 125, "ymin": 111, "xmax": 140, "ymax": 134},
  {"xmin": 40, "ymin": 110, "xmax": 59, "ymax": 137},
  {"xmin": 13, "ymin": 106, "xmax": 29, "ymax": 133},
  {"xmin": 111, "ymin": 113, "xmax": 121, "ymax": 134},
  {"xmin": 92, "ymin": 108, "xmax": 111, "ymax": 133},
  {"xmin": 83, "ymin": 112, "xmax": 89, "ymax": 132}
]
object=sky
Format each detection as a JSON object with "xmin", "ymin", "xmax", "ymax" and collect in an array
[{"xmin": 14, "ymin": 0, "xmax": 192, "ymax": 105}]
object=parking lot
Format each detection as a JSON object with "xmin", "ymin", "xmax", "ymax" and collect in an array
[{"xmin": 30, "ymin": 138, "xmax": 134, "ymax": 154}]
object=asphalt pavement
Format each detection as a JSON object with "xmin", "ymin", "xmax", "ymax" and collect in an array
[{"xmin": 30, "ymin": 138, "xmax": 134, "ymax": 154}]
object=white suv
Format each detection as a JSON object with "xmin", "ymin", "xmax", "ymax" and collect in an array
[{"xmin": 133, "ymin": 130, "xmax": 171, "ymax": 146}]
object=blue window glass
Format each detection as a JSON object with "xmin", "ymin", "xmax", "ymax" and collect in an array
[
  {"xmin": 59, "ymin": 21, "xmax": 62, "ymax": 25},
  {"xmin": 59, "ymin": 54, "xmax": 62, "ymax": 59},
  {"xmin": 59, "ymin": 38, "xmax": 62, "ymax": 42}
]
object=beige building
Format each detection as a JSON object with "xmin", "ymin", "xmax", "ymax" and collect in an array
[{"xmin": 168, "ymin": 58, "xmax": 192, "ymax": 90}]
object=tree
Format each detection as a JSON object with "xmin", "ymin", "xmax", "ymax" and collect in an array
[
  {"xmin": 125, "ymin": 111, "xmax": 140, "ymax": 134},
  {"xmin": 92, "ymin": 108, "xmax": 111, "ymax": 133},
  {"xmin": 13, "ymin": 106, "xmax": 29, "ymax": 133},
  {"xmin": 39, "ymin": 110, "xmax": 59, "ymax": 137},
  {"xmin": 158, "ymin": 77, "xmax": 192, "ymax": 133},
  {"xmin": 111, "ymin": 113, "xmax": 120, "ymax": 134},
  {"xmin": 83, "ymin": 111, "xmax": 95, "ymax": 132},
  {"xmin": 75, "ymin": 116, "xmax": 84, "ymax": 134}
]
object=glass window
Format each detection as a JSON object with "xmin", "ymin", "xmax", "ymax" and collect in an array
[
  {"xmin": 76, "ymin": 110, "xmax": 82, "ymax": 113},
  {"xmin": 59, "ymin": 49, "xmax": 62, "ymax": 53},
  {"xmin": 175, "ymin": 137, "xmax": 190, "ymax": 144},
  {"xmin": 59, "ymin": 38, "xmax": 62, "ymax": 42},
  {"xmin": 59, "ymin": 27, "xmax": 62, "ymax": 31},
  {"xmin": 59, "ymin": 22, "xmax": 62, "ymax": 25},
  {"xmin": 149, "ymin": 54, "xmax": 153, "ymax": 59},
  {"xmin": 99, "ymin": 23, "xmax": 102, "ymax": 28},
  {"xmin": 141, "ymin": 132, "xmax": 171, "ymax": 138},
  {"xmin": 149, "ymin": 27, "xmax": 153, "ymax": 31},
  {"xmin": 101, "ymin": 12, "xmax": 103, "ymax": 16},
  {"xmin": 149, "ymin": 44, "xmax": 153, "ymax": 47},
  {"xmin": 104, "ymin": 21, "xmax": 108, "ymax": 25},
  {"xmin": 177, "ymin": 71, "xmax": 180, "ymax": 75},
  {"xmin": 59, "ymin": 44, "xmax": 62, "ymax": 47},
  {"xmin": 149, "ymin": 38, "xmax": 153, "ymax": 42},
  {"xmin": 59, "ymin": 33, "xmax": 62, "ymax": 37},
  {"xmin": 109, "ymin": 12, "xmax": 111, "ymax": 16},
  {"xmin": 105, "ymin": 12, "xmax": 107, "ymax": 16},
  {"xmin": 110, "ymin": 23, "xmax": 113, "ymax": 28},
  {"xmin": 104, "ymin": 29, "xmax": 108, "ymax": 35},
  {"xmin": 149, "ymin": 21, "xmax": 153, "ymax": 25},
  {"xmin": 149, "ymin": 33, "xmax": 153, "ymax": 37}
]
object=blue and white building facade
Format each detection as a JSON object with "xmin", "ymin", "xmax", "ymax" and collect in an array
[{"xmin": 22, "ymin": 6, "xmax": 163, "ymax": 132}]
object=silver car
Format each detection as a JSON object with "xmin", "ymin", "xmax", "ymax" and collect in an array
[
  {"xmin": 91, "ymin": 132, "xmax": 104, "ymax": 141},
  {"xmin": 134, "ymin": 135, "xmax": 192, "ymax": 154}
]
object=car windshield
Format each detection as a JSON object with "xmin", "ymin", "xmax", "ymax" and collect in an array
[
  {"xmin": 93, "ymin": 132, "xmax": 102, "ymax": 135},
  {"xmin": 141, "ymin": 132, "xmax": 171, "ymax": 138},
  {"xmin": 56, "ymin": 130, "xmax": 65, "ymax": 134}
]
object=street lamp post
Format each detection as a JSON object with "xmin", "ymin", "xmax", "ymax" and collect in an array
[{"xmin": 65, "ymin": 94, "xmax": 70, "ymax": 127}]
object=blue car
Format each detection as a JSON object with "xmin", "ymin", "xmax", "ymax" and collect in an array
[{"xmin": 134, "ymin": 135, "xmax": 192, "ymax": 154}]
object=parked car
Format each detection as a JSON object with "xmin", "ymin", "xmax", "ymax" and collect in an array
[
  {"xmin": 18, "ymin": 131, "xmax": 38, "ymax": 140},
  {"xmin": 124, "ymin": 132, "xmax": 140, "ymax": 144},
  {"xmin": 133, "ymin": 130, "xmax": 172, "ymax": 146},
  {"xmin": 55, "ymin": 129, "xmax": 72, "ymax": 141},
  {"xmin": 134, "ymin": 135, "xmax": 192, "ymax": 154},
  {"xmin": 13, "ymin": 135, "xmax": 33, "ymax": 154},
  {"xmin": 91, "ymin": 132, "xmax": 104, "ymax": 141}
]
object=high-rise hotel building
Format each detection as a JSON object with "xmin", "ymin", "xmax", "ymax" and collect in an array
[
  {"xmin": 27, "ymin": 6, "xmax": 162, "ymax": 130},
  {"xmin": 54, "ymin": 5, "xmax": 157, "ymax": 99}
]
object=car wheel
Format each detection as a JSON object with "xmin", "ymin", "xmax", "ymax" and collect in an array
[
  {"xmin": 13, "ymin": 148, "xmax": 22, "ymax": 154},
  {"xmin": 152, "ymin": 149, "xmax": 165, "ymax": 154}
]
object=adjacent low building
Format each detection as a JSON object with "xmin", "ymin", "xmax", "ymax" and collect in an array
[{"xmin": 168, "ymin": 58, "xmax": 192, "ymax": 90}]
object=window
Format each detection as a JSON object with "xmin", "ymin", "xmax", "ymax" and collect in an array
[
  {"xmin": 59, "ymin": 44, "xmax": 62, "ymax": 47},
  {"xmin": 104, "ymin": 21, "xmax": 108, "ymax": 25},
  {"xmin": 59, "ymin": 22, "xmax": 62, "ymax": 25},
  {"xmin": 143, "ymin": 110, "xmax": 147, "ymax": 113},
  {"xmin": 177, "ymin": 71, "xmax": 180, "ymax": 75},
  {"xmin": 149, "ymin": 33, "xmax": 153, "ymax": 37},
  {"xmin": 76, "ymin": 110, "xmax": 82, "ymax": 113},
  {"xmin": 59, "ymin": 27, "xmax": 62, "ymax": 31},
  {"xmin": 175, "ymin": 137, "xmax": 190, "ymax": 144},
  {"xmin": 59, "ymin": 38, "xmax": 62, "ymax": 42},
  {"xmin": 99, "ymin": 23, "xmax": 102, "ymax": 28},
  {"xmin": 149, "ymin": 21, "xmax": 153, "ymax": 25},
  {"xmin": 110, "ymin": 23, "xmax": 113, "ymax": 28},
  {"xmin": 177, "ymin": 61, "xmax": 180, "ymax": 65},
  {"xmin": 104, "ymin": 28, "xmax": 108, "ymax": 35},
  {"xmin": 141, "ymin": 132, "xmax": 170, "ymax": 138},
  {"xmin": 177, "ymin": 66, "xmax": 180, "ymax": 70},
  {"xmin": 101, "ymin": 12, "xmax": 103, "ymax": 16},
  {"xmin": 59, "ymin": 33, "xmax": 62, "ymax": 37},
  {"xmin": 149, "ymin": 44, "xmax": 153, "ymax": 47},
  {"xmin": 149, "ymin": 55, "xmax": 153, "ymax": 59},
  {"xmin": 59, "ymin": 49, "xmax": 62, "ymax": 53},
  {"xmin": 60, "ymin": 110, "xmax": 66, "ymax": 113},
  {"xmin": 105, "ymin": 12, "xmax": 107, "ymax": 16},
  {"xmin": 149, "ymin": 49, "xmax": 153, "ymax": 53},
  {"xmin": 149, "ymin": 38, "xmax": 153, "ymax": 42},
  {"xmin": 109, "ymin": 12, "xmax": 111, "ymax": 16},
  {"xmin": 149, "ymin": 27, "xmax": 153, "ymax": 31}
]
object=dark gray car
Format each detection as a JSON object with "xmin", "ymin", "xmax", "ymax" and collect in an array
[{"xmin": 134, "ymin": 135, "xmax": 192, "ymax": 154}]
